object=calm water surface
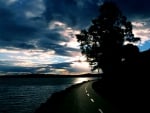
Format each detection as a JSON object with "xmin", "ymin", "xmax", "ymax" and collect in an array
[{"xmin": 0, "ymin": 77, "xmax": 98, "ymax": 113}]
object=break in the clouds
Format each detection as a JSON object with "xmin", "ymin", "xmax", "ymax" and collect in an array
[
  {"xmin": 0, "ymin": 0, "xmax": 101, "ymax": 75},
  {"xmin": 112, "ymin": 0, "xmax": 150, "ymax": 50},
  {"xmin": 0, "ymin": 0, "xmax": 150, "ymax": 75}
]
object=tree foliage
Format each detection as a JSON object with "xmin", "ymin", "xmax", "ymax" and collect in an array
[{"xmin": 76, "ymin": 2, "xmax": 140, "ymax": 73}]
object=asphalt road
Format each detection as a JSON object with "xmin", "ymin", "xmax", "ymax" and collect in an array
[{"xmin": 52, "ymin": 81, "xmax": 121, "ymax": 113}]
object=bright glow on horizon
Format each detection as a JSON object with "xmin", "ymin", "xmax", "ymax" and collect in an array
[
  {"xmin": 1, "ymin": 0, "xmax": 150, "ymax": 75},
  {"xmin": 71, "ymin": 62, "xmax": 91, "ymax": 73},
  {"xmin": 0, "ymin": 48, "xmax": 91, "ymax": 75}
]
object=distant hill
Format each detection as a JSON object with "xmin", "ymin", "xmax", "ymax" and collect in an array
[{"xmin": 0, "ymin": 73, "xmax": 102, "ymax": 78}]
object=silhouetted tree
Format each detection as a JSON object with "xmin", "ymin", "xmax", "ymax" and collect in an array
[{"xmin": 76, "ymin": 2, "xmax": 140, "ymax": 74}]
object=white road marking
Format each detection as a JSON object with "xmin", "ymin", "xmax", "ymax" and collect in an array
[
  {"xmin": 84, "ymin": 84, "xmax": 104, "ymax": 113},
  {"xmin": 98, "ymin": 108, "xmax": 103, "ymax": 113},
  {"xmin": 90, "ymin": 98, "xmax": 95, "ymax": 103},
  {"xmin": 86, "ymin": 93, "xmax": 90, "ymax": 97},
  {"xmin": 85, "ymin": 87, "xmax": 88, "ymax": 93}
]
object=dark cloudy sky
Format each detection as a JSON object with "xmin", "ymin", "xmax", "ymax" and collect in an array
[{"xmin": 0, "ymin": 0, "xmax": 150, "ymax": 75}]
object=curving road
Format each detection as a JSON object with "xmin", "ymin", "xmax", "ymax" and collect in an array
[{"xmin": 50, "ymin": 81, "xmax": 121, "ymax": 113}]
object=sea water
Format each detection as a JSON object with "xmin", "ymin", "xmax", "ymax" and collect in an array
[{"xmin": 0, "ymin": 77, "xmax": 97, "ymax": 113}]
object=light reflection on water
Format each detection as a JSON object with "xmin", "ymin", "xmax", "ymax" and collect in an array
[
  {"xmin": 73, "ymin": 77, "xmax": 91, "ymax": 84},
  {"xmin": 0, "ymin": 77, "xmax": 99, "ymax": 113}
]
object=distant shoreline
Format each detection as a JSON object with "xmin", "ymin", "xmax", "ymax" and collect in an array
[{"xmin": 0, "ymin": 74, "xmax": 102, "ymax": 78}]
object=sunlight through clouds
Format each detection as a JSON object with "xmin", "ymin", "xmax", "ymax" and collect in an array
[
  {"xmin": 0, "ymin": 0, "xmax": 102, "ymax": 75},
  {"xmin": 70, "ymin": 62, "xmax": 91, "ymax": 74},
  {"xmin": 0, "ymin": 49, "xmax": 65, "ymax": 66},
  {"xmin": 132, "ymin": 20, "xmax": 150, "ymax": 45},
  {"xmin": 48, "ymin": 20, "xmax": 80, "ymax": 49},
  {"xmin": 132, "ymin": 22, "xmax": 146, "ymax": 27},
  {"xmin": 0, "ymin": 0, "xmax": 149, "ymax": 75},
  {"xmin": 133, "ymin": 28, "xmax": 150, "ymax": 43}
]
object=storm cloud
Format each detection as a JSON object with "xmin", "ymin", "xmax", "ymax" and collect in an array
[
  {"xmin": 0, "ymin": 0, "xmax": 100, "ymax": 52},
  {"xmin": 0, "ymin": 0, "xmax": 150, "ymax": 75}
]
